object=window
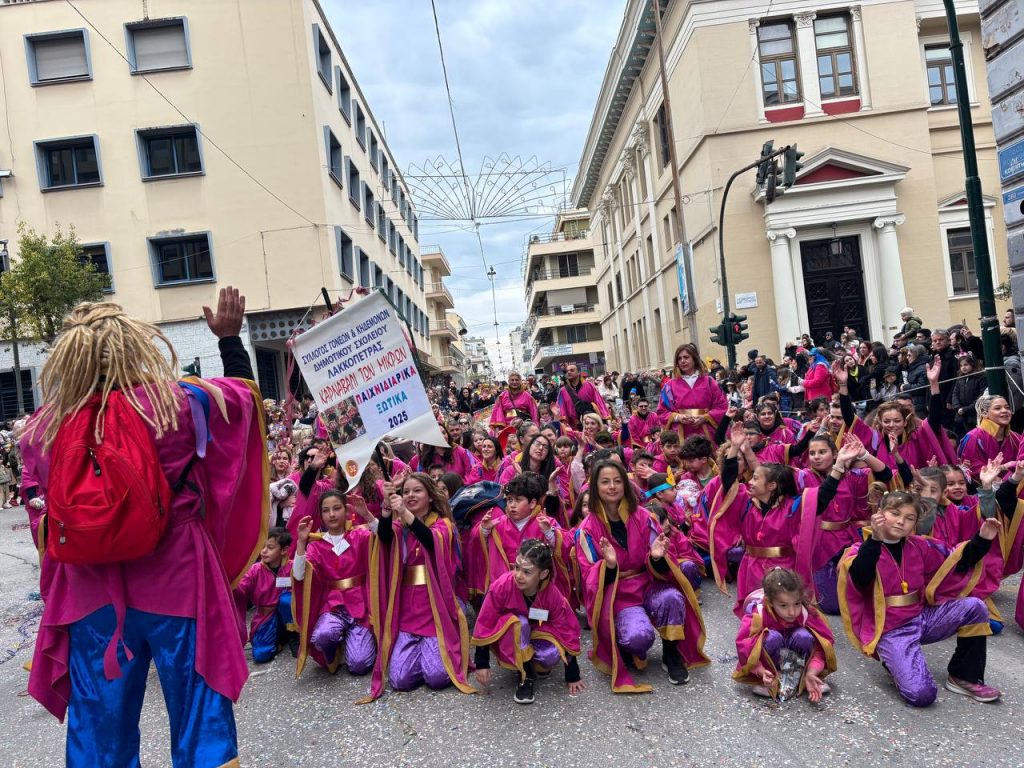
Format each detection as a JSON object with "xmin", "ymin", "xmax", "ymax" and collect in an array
[
  {"xmin": 388, "ymin": 222, "xmax": 397, "ymax": 255},
  {"xmin": 336, "ymin": 67, "xmax": 352, "ymax": 121},
  {"xmin": 313, "ymin": 24, "xmax": 332, "ymax": 91},
  {"xmin": 25, "ymin": 30, "xmax": 91, "ymax": 85},
  {"xmin": 126, "ymin": 19, "xmax": 190, "ymax": 73},
  {"xmin": 373, "ymin": 265, "xmax": 383, "ymax": 289},
  {"xmin": 947, "ymin": 228, "xmax": 977, "ymax": 295},
  {"xmin": 557, "ymin": 253, "xmax": 579, "ymax": 277},
  {"xmin": 358, "ymin": 251, "xmax": 371, "ymax": 288},
  {"xmin": 137, "ymin": 126, "xmax": 202, "ymax": 179},
  {"xmin": 636, "ymin": 148, "xmax": 648, "ymax": 200},
  {"xmin": 346, "ymin": 157, "xmax": 361, "ymax": 208},
  {"xmin": 354, "ymin": 103, "xmax": 366, "ymax": 149},
  {"xmin": 758, "ymin": 22, "xmax": 800, "ymax": 105},
  {"xmin": 336, "ymin": 227, "xmax": 354, "ymax": 280},
  {"xmin": 381, "ymin": 155, "xmax": 389, "ymax": 184},
  {"xmin": 926, "ymin": 46, "xmax": 956, "ymax": 106},
  {"xmin": 377, "ymin": 205, "xmax": 387, "ymax": 240},
  {"xmin": 369, "ymin": 133, "xmax": 379, "ymax": 172},
  {"xmin": 35, "ymin": 136, "xmax": 101, "ymax": 190},
  {"xmin": 615, "ymin": 273, "xmax": 623, "ymax": 304},
  {"xmin": 80, "ymin": 243, "xmax": 113, "ymax": 292},
  {"xmin": 565, "ymin": 325, "xmax": 588, "ymax": 344},
  {"xmin": 653, "ymin": 103, "xmax": 670, "ymax": 170},
  {"xmin": 324, "ymin": 127, "xmax": 342, "ymax": 183},
  {"xmin": 150, "ymin": 233, "xmax": 213, "ymax": 285},
  {"xmin": 645, "ymin": 235, "xmax": 655, "ymax": 277},
  {"xmin": 363, "ymin": 182, "xmax": 376, "ymax": 225},
  {"xmin": 671, "ymin": 297, "xmax": 681, "ymax": 332},
  {"xmin": 814, "ymin": 16, "xmax": 857, "ymax": 99},
  {"xmin": 607, "ymin": 283, "xmax": 614, "ymax": 309},
  {"xmin": 398, "ymin": 238, "xmax": 407, "ymax": 270}
]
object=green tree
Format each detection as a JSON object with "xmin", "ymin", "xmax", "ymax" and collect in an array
[{"xmin": 3, "ymin": 223, "xmax": 108, "ymax": 343}]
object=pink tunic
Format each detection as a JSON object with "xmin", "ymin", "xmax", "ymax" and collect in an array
[
  {"xmin": 656, "ymin": 375, "xmax": 727, "ymax": 443},
  {"xmin": 234, "ymin": 559, "xmax": 293, "ymax": 643},
  {"xmin": 24, "ymin": 378, "xmax": 266, "ymax": 721},
  {"xmin": 490, "ymin": 389, "xmax": 539, "ymax": 431}
]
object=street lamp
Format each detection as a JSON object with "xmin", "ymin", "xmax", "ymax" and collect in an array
[{"xmin": 0, "ymin": 239, "xmax": 23, "ymax": 417}]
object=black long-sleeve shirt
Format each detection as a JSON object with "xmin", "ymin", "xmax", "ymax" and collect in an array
[
  {"xmin": 219, "ymin": 335, "xmax": 254, "ymax": 380},
  {"xmin": 995, "ymin": 479, "xmax": 1023, "ymax": 520},
  {"xmin": 848, "ymin": 534, "xmax": 992, "ymax": 591},
  {"xmin": 376, "ymin": 513, "xmax": 434, "ymax": 554}
]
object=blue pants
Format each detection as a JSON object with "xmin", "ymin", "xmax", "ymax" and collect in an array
[
  {"xmin": 251, "ymin": 592, "xmax": 293, "ymax": 663},
  {"xmin": 68, "ymin": 606, "xmax": 238, "ymax": 768}
]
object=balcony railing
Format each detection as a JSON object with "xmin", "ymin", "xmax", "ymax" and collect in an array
[
  {"xmin": 535, "ymin": 302, "xmax": 597, "ymax": 316},
  {"xmin": 528, "ymin": 230, "xmax": 590, "ymax": 246},
  {"xmin": 529, "ymin": 266, "xmax": 593, "ymax": 283},
  {"xmin": 426, "ymin": 282, "xmax": 454, "ymax": 305},
  {"xmin": 430, "ymin": 320, "xmax": 457, "ymax": 336}
]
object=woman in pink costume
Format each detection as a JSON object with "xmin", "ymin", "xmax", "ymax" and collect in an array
[{"xmin": 656, "ymin": 343, "xmax": 727, "ymax": 443}]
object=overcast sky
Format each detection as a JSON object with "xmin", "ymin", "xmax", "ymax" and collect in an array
[{"xmin": 322, "ymin": 0, "xmax": 622, "ymax": 373}]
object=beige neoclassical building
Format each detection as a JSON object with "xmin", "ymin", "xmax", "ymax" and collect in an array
[
  {"xmin": 575, "ymin": 0, "xmax": 1011, "ymax": 371},
  {"xmin": 0, "ymin": 0, "xmax": 451, "ymax": 410}
]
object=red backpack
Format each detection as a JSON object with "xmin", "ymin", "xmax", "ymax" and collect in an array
[{"xmin": 46, "ymin": 391, "xmax": 173, "ymax": 565}]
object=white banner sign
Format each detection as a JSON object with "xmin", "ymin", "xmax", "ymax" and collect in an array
[{"xmin": 292, "ymin": 291, "xmax": 447, "ymax": 486}]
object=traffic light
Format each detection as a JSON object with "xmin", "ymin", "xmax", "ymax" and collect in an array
[
  {"xmin": 764, "ymin": 160, "xmax": 779, "ymax": 204},
  {"xmin": 710, "ymin": 321, "xmax": 731, "ymax": 347},
  {"xmin": 755, "ymin": 141, "xmax": 775, "ymax": 185},
  {"xmin": 782, "ymin": 144, "xmax": 805, "ymax": 187},
  {"xmin": 730, "ymin": 313, "xmax": 749, "ymax": 343}
]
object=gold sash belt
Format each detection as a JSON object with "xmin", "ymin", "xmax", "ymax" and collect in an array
[
  {"xmin": 330, "ymin": 575, "xmax": 365, "ymax": 591},
  {"xmin": 885, "ymin": 590, "xmax": 921, "ymax": 607},
  {"xmin": 745, "ymin": 545, "xmax": 793, "ymax": 559},
  {"xmin": 403, "ymin": 565, "xmax": 427, "ymax": 586}
]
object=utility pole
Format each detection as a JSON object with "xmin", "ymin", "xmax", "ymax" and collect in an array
[
  {"xmin": 487, "ymin": 265, "xmax": 502, "ymax": 370},
  {"xmin": 652, "ymin": 0, "xmax": 698, "ymax": 343},
  {"xmin": 0, "ymin": 240, "xmax": 23, "ymax": 417},
  {"xmin": 942, "ymin": 0, "xmax": 1005, "ymax": 395}
]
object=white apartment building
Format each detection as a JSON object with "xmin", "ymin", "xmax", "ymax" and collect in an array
[
  {"xmin": 0, "ymin": 0, "xmax": 451, "ymax": 412},
  {"xmin": 523, "ymin": 209, "xmax": 606, "ymax": 375}
]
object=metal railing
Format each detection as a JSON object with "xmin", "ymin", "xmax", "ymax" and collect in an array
[
  {"xmin": 528, "ymin": 266, "xmax": 594, "ymax": 283},
  {"xmin": 528, "ymin": 229, "xmax": 590, "ymax": 245},
  {"xmin": 425, "ymin": 283, "xmax": 453, "ymax": 304},
  {"xmin": 429, "ymin": 320, "xmax": 457, "ymax": 335}
]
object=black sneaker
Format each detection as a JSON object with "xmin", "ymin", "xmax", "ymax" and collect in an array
[
  {"xmin": 288, "ymin": 633, "xmax": 301, "ymax": 658},
  {"xmin": 514, "ymin": 677, "xmax": 536, "ymax": 704},
  {"xmin": 662, "ymin": 642, "xmax": 689, "ymax": 685}
]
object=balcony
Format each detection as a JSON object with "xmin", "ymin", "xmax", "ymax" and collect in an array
[
  {"xmin": 531, "ymin": 339, "xmax": 604, "ymax": 369},
  {"xmin": 426, "ymin": 282, "xmax": 454, "ymax": 309},
  {"xmin": 430, "ymin": 319, "xmax": 458, "ymax": 340},
  {"xmin": 525, "ymin": 266, "xmax": 596, "ymax": 308},
  {"xmin": 528, "ymin": 230, "xmax": 590, "ymax": 246},
  {"xmin": 421, "ymin": 245, "xmax": 451, "ymax": 276},
  {"xmin": 437, "ymin": 355, "xmax": 460, "ymax": 373},
  {"xmin": 528, "ymin": 304, "xmax": 602, "ymax": 340}
]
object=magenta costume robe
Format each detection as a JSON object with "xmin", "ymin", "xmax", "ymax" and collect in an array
[
  {"xmin": 628, "ymin": 412, "xmax": 664, "ymax": 450},
  {"xmin": 367, "ymin": 513, "xmax": 474, "ymax": 700},
  {"xmin": 837, "ymin": 534, "xmax": 990, "ymax": 657},
  {"xmin": 490, "ymin": 389, "xmax": 539, "ymax": 431},
  {"xmin": 556, "ymin": 380, "xmax": 609, "ymax": 429},
  {"xmin": 796, "ymin": 467, "xmax": 869, "ymax": 569},
  {"xmin": 234, "ymin": 559, "xmax": 294, "ymax": 644},
  {"xmin": 849, "ymin": 417, "xmax": 957, "ymax": 477},
  {"xmin": 23, "ymin": 377, "xmax": 268, "ymax": 721},
  {"xmin": 706, "ymin": 479, "xmax": 815, "ymax": 616},
  {"xmin": 293, "ymin": 529, "xmax": 373, "ymax": 676},
  {"xmin": 410, "ymin": 445, "xmax": 477, "ymax": 482},
  {"xmin": 656, "ymin": 375, "xmax": 727, "ymax": 443},
  {"xmin": 574, "ymin": 503, "xmax": 709, "ymax": 692},
  {"xmin": 958, "ymin": 420, "xmax": 1021, "ymax": 481},
  {"xmin": 733, "ymin": 595, "xmax": 837, "ymax": 697},
  {"xmin": 931, "ymin": 497, "xmax": 1006, "ymax": 620},
  {"xmin": 468, "ymin": 508, "xmax": 573, "ymax": 600},
  {"xmin": 472, "ymin": 571, "xmax": 580, "ymax": 680},
  {"xmin": 465, "ymin": 460, "xmax": 501, "ymax": 485}
]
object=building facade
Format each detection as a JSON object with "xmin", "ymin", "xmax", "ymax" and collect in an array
[
  {"xmin": 523, "ymin": 209, "xmax": 606, "ymax": 374},
  {"xmin": 0, "ymin": 0, "xmax": 450, "ymax": 409},
  {"xmin": 463, "ymin": 336, "xmax": 494, "ymax": 381},
  {"xmin": 575, "ymin": 0, "xmax": 1012, "ymax": 372}
]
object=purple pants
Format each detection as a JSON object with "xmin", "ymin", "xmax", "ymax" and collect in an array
[
  {"xmin": 813, "ymin": 560, "xmax": 841, "ymax": 615},
  {"xmin": 680, "ymin": 560, "xmax": 702, "ymax": 590},
  {"xmin": 614, "ymin": 583, "xmax": 687, "ymax": 659},
  {"xmin": 762, "ymin": 627, "xmax": 815, "ymax": 667},
  {"xmin": 389, "ymin": 632, "xmax": 450, "ymax": 691},
  {"xmin": 875, "ymin": 598, "xmax": 989, "ymax": 707},
  {"xmin": 517, "ymin": 616, "xmax": 561, "ymax": 670},
  {"xmin": 310, "ymin": 607, "xmax": 376, "ymax": 675}
]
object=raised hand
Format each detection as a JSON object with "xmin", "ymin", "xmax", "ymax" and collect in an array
[
  {"xmin": 980, "ymin": 516, "xmax": 1003, "ymax": 541},
  {"xmin": 842, "ymin": 433, "xmax": 865, "ymax": 457},
  {"xmin": 480, "ymin": 510, "xmax": 494, "ymax": 536},
  {"xmin": 385, "ymin": 493, "xmax": 403, "ymax": 519},
  {"xmin": 347, "ymin": 496, "xmax": 374, "ymax": 524},
  {"xmin": 830, "ymin": 360, "xmax": 848, "ymax": 386},
  {"xmin": 869, "ymin": 510, "xmax": 886, "ymax": 541},
  {"xmin": 926, "ymin": 355, "xmax": 942, "ymax": 386},
  {"xmin": 537, "ymin": 513, "xmax": 553, "ymax": 535},
  {"xmin": 296, "ymin": 516, "xmax": 313, "ymax": 545},
  {"xmin": 725, "ymin": 404, "xmax": 739, "ymax": 420},
  {"xmin": 836, "ymin": 439, "xmax": 862, "ymax": 467},
  {"xmin": 202, "ymin": 286, "xmax": 246, "ymax": 339},
  {"xmin": 309, "ymin": 447, "xmax": 328, "ymax": 470},
  {"xmin": 979, "ymin": 457, "xmax": 1003, "ymax": 489},
  {"xmin": 650, "ymin": 532, "xmax": 668, "ymax": 560},
  {"xmin": 598, "ymin": 537, "xmax": 618, "ymax": 568}
]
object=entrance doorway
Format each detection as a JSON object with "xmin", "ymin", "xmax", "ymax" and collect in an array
[{"xmin": 800, "ymin": 236, "xmax": 869, "ymax": 343}]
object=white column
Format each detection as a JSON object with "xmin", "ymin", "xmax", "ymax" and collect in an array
[
  {"xmin": 872, "ymin": 215, "xmax": 908, "ymax": 342},
  {"xmin": 794, "ymin": 13, "xmax": 824, "ymax": 117},
  {"xmin": 850, "ymin": 6, "xmax": 872, "ymax": 110},
  {"xmin": 749, "ymin": 19, "xmax": 767, "ymax": 123},
  {"xmin": 767, "ymin": 228, "xmax": 801, "ymax": 351}
]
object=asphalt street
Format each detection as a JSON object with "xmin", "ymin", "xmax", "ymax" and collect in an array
[{"xmin": 1, "ymin": 504, "xmax": 1022, "ymax": 767}]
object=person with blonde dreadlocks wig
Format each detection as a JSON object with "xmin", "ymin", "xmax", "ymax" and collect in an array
[{"xmin": 20, "ymin": 287, "xmax": 268, "ymax": 767}]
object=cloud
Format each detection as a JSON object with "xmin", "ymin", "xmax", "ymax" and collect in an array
[{"xmin": 321, "ymin": 0, "xmax": 620, "ymax": 329}]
